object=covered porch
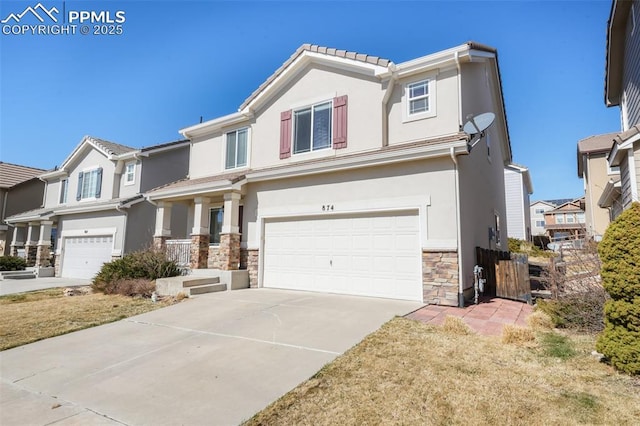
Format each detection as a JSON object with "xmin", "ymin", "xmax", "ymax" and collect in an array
[
  {"xmin": 6, "ymin": 212, "xmax": 56, "ymax": 270},
  {"xmin": 149, "ymin": 174, "xmax": 255, "ymax": 291}
]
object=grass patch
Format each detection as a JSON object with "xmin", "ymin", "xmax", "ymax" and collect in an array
[
  {"xmin": 0, "ymin": 287, "xmax": 177, "ymax": 351},
  {"xmin": 539, "ymin": 331, "xmax": 576, "ymax": 359},
  {"xmin": 244, "ymin": 318, "xmax": 640, "ymax": 425}
]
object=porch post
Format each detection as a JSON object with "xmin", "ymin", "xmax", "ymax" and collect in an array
[
  {"xmin": 24, "ymin": 222, "xmax": 39, "ymax": 266},
  {"xmin": 10, "ymin": 224, "xmax": 25, "ymax": 257},
  {"xmin": 219, "ymin": 192, "xmax": 241, "ymax": 270},
  {"xmin": 190, "ymin": 197, "xmax": 210, "ymax": 269},
  {"xmin": 153, "ymin": 201, "xmax": 173, "ymax": 249},
  {"xmin": 36, "ymin": 220, "xmax": 53, "ymax": 267}
]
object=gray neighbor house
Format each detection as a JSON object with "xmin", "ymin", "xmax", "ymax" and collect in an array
[{"xmin": 5, "ymin": 136, "xmax": 190, "ymax": 279}]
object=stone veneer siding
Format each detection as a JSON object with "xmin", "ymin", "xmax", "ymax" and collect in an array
[
  {"xmin": 208, "ymin": 246, "xmax": 221, "ymax": 269},
  {"xmin": 153, "ymin": 236, "xmax": 169, "ymax": 250},
  {"xmin": 190, "ymin": 234, "xmax": 210, "ymax": 269},
  {"xmin": 24, "ymin": 244, "xmax": 37, "ymax": 267},
  {"xmin": 218, "ymin": 233, "xmax": 241, "ymax": 270},
  {"xmin": 422, "ymin": 250, "xmax": 459, "ymax": 306},
  {"xmin": 35, "ymin": 244, "xmax": 51, "ymax": 267},
  {"xmin": 246, "ymin": 249, "xmax": 259, "ymax": 288},
  {"xmin": 54, "ymin": 253, "xmax": 61, "ymax": 277}
]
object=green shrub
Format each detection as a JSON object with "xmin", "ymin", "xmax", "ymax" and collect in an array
[
  {"xmin": 0, "ymin": 256, "xmax": 27, "ymax": 271},
  {"xmin": 596, "ymin": 202, "xmax": 640, "ymax": 375},
  {"xmin": 92, "ymin": 248, "xmax": 180, "ymax": 296},
  {"xmin": 508, "ymin": 237, "xmax": 555, "ymax": 258}
]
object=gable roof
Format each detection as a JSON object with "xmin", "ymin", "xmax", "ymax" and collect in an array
[
  {"xmin": 0, "ymin": 162, "xmax": 46, "ymax": 188},
  {"xmin": 604, "ymin": 0, "xmax": 634, "ymax": 106},
  {"xmin": 57, "ymin": 135, "xmax": 136, "ymax": 171},
  {"xmin": 239, "ymin": 44, "xmax": 391, "ymax": 111},
  {"xmin": 577, "ymin": 132, "xmax": 618, "ymax": 176}
]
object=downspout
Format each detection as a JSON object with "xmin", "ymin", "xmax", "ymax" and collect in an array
[
  {"xmin": 450, "ymin": 147, "xmax": 464, "ymax": 307},
  {"xmin": 381, "ymin": 64, "xmax": 397, "ymax": 147},
  {"xmin": 116, "ymin": 205, "xmax": 128, "ymax": 256},
  {"xmin": 453, "ymin": 51, "xmax": 465, "ymax": 307}
]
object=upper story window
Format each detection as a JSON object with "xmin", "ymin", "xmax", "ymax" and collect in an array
[
  {"xmin": 566, "ymin": 215, "xmax": 575, "ymax": 224},
  {"xmin": 76, "ymin": 167, "xmax": 103, "ymax": 201},
  {"xmin": 403, "ymin": 75, "xmax": 436, "ymax": 122},
  {"xmin": 535, "ymin": 220, "xmax": 545, "ymax": 227},
  {"xmin": 124, "ymin": 162, "xmax": 136, "ymax": 185},
  {"xmin": 534, "ymin": 208, "xmax": 545, "ymax": 214},
  {"xmin": 225, "ymin": 128, "xmax": 248, "ymax": 169},
  {"xmin": 556, "ymin": 214, "xmax": 564, "ymax": 224},
  {"xmin": 577, "ymin": 212, "xmax": 586, "ymax": 223},
  {"xmin": 59, "ymin": 179, "xmax": 68, "ymax": 204},
  {"xmin": 294, "ymin": 101, "xmax": 332, "ymax": 154}
]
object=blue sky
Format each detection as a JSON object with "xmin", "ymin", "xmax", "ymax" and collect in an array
[{"xmin": 0, "ymin": 0, "xmax": 620, "ymax": 201}]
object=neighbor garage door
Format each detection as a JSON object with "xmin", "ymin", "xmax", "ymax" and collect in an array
[
  {"xmin": 61, "ymin": 235, "xmax": 113, "ymax": 279},
  {"xmin": 263, "ymin": 211, "xmax": 422, "ymax": 301}
]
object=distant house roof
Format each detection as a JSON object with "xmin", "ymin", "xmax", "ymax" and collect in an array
[
  {"xmin": 0, "ymin": 162, "xmax": 46, "ymax": 188},
  {"xmin": 604, "ymin": 0, "xmax": 634, "ymax": 106},
  {"xmin": 141, "ymin": 139, "xmax": 190, "ymax": 153},
  {"xmin": 577, "ymin": 132, "xmax": 618, "ymax": 177}
]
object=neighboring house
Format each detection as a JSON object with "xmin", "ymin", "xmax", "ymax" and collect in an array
[
  {"xmin": 530, "ymin": 200, "xmax": 557, "ymax": 236},
  {"xmin": 504, "ymin": 164, "xmax": 533, "ymax": 241},
  {"xmin": 543, "ymin": 198, "xmax": 586, "ymax": 241},
  {"xmin": 0, "ymin": 162, "xmax": 46, "ymax": 255},
  {"xmin": 147, "ymin": 42, "xmax": 513, "ymax": 307},
  {"xmin": 577, "ymin": 132, "xmax": 620, "ymax": 240},
  {"xmin": 5, "ymin": 136, "xmax": 190, "ymax": 278},
  {"xmin": 602, "ymin": 0, "xmax": 640, "ymax": 217}
]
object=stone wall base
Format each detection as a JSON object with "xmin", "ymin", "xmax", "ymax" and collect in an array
[
  {"xmin": 153, "ymin": 236, "xmax": 169, "ymax": 250},
  {"xmin": 24, "ymin": 244, "xmax": 37, "ymax": 267},
  {"xmin": 218, "ymin": 233, "xmax": 241, "ymax": 271},
  {"xmin": 190, "ymin": 234, "xmax": 209, "ymax": 269},
  {"xmin": 246, "ymin": 249, "xmax": 259, "ymax": 288},
  {"xmin": 208, "ymin": 246, "xmax": 221, "ymax": 269},
  {"xmin": 422, "ymin": 250, "xmax": 459, "ymax": 306},
  {"xmin": 36, "ymin": 244, "xmax": 51, "ymax": 267}
]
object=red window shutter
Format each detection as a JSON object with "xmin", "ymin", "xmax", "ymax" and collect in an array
[
  {"xmin": 333, "ymin": 95, "xmax": 348, "ymax": 149},
  {"xmin": 280, "ymin": 110, "xmax": 292, "ymax": 159}
]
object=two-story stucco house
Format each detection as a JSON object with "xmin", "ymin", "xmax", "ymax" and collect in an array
[
  {"xmin": 147, "ymin": 42, "xmax": 512, "ymax": 307},
  {"xmin": 504, "ymin": 164, "xmax": 533, "ymax": 241},
  {"xmin": 602, "ymin": 0, "xmax": 640, "ymax": 217},
  {"xmin": 577, "ymin": 132, "xmax": 620, "ymax": 240},
  {"xmin": 5, "ymin": 136, "xmax": 190, "ymax": 279},
  {"xmin": 0, "ymin": 162, "xmax": 46, "ymax": 255}
]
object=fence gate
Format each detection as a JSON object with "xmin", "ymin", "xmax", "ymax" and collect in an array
[
  {"xmin": 475, "ymin": 247, "xmax": 511, "ymax": 297},
  {"xmin": 496, "ymin": 253, "xmax": 532, "ymax": 304}
]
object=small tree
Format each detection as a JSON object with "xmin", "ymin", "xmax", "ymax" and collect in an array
[{"xmin": 596, "ymin": 202, "xmax": 640, "ymax": 375}]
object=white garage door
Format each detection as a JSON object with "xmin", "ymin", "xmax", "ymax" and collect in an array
[
  {"xmin": 263, "ymin": 211, "xmax": 422, "ymax": 301},
  {"xmin": 61, "ymin": 235, "xmax": 113, "ymax": 279}
]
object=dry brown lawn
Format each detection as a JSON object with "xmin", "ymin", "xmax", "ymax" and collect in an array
[
  {"xmin": 245, "ymin": 317, "xmax": 640, "ymax": 426},
  {"xmin": 0, "ymin": 288, "xmax": 177, "ymax": 351}
]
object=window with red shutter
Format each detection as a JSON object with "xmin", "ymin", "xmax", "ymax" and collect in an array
[
  {"xmin": 280, "ymin": 110, "xmax": 292, "ymax": 159},
  {"xmin": 333, "ymin": 95, "xmax": 347, "ymax": 149}
]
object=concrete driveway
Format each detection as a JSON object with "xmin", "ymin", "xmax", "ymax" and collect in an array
[
  {"xmin": 0, "ymin": 277, "xmax": 91, "ymax": 296},
  {"xmin": 1, "ymin": 289, "xmax": 422, "ymax": 425}
]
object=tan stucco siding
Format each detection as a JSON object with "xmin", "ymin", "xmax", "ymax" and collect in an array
[
  {"xmin": 56, "ymin": 211, "xmax": 127, "ymax": 257},
  {"xmin": 118, "ymin": 160, "xmax": 142, "ymax": 199},
  {"xmin": 49, "ymin": 148, "xmax": 115, "ymax": 208},
  {"xmin": 241, "ymin": 159, "xmax": 457, "ymax": 252},
  {"xmin": 45, "ymin": 180, "xmax": 62, "ymax": 207},
  {"xmin": 387, "ymin": 67, "xmax": 460, "ymax": 145},
  {"xmin": 190, "ymin": 132, "xmax": 227, "ymax": 179},
  {"xmin": 584, "ymin": 154, "xmax": 613, "ymax": 237}
]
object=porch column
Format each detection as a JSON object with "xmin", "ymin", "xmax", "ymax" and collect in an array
[
  {"xmin": 219, "ymin": 192, "xmax": 241, "ymax": 270},
  {"xmin": 10, "ymin": 224, "xmax": 25, "ymax": 257},
  {"xmin": 190, "ymin": 197, "xmax": 210, "ymax": 269},
  {"xmin": 36, "ymin": 220, "xmax": 53, "ymax": 267},
  {"xmin": 24, "ymin": 222, "xmax": 39, "ymax": 266},
  {"xmin": 153, "ymin": 201, "xmax": 173, "ymax": 249}
]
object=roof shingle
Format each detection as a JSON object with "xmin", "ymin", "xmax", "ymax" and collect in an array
[{"xmin": 0, "ymin": 162, "xmax": 46, "ymax": 188}]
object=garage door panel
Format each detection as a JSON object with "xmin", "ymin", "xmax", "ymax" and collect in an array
[
  {"xmin": 61, "ymin": 235, "xmax": 113, "ymax": 280},
  {"xmin": 263, "ymin": 212, "xmax": 422, "ymax": 301}
]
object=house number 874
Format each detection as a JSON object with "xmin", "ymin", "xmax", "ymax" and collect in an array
[{"xmin": 322, "ymin": 205, "xmax": 334, "ymax": 211}]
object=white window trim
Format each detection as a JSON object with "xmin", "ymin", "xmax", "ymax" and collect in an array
[
  {"xmin": 292, "ymin": 99, "xmax": 333, "ymax": 156},
  {"xmin": 124, "ymin": 162, "xmax": 136, "ymax": 186},
  {"xmin": 402, "ymin": 72, "xmax": 437, "ymax": 123},
  {"xmin": 79, "ymin": 166, "xmax": 101, "ymax": 202},
  {"xmin": 59, "ymin": 178, "xmax": 68, "ymax": 205},
  {"xmin": 224, "ymin": 127, "xmax": 251, "ymax": 170}
]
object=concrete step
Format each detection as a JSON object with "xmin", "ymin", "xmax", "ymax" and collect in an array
[
  {"xmin": 1, "ymin": 270, "xmax": 37, "ymax": 280},
  {"xmin": 188, "ymin": 283, "xmax": 227, "ymax": 296},
  {"xmin": 182, "ymin": 277, "xmax": 220, "ymax": 288}
]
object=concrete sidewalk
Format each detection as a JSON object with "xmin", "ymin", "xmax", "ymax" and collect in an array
[
  {"xmin": 1, "ymin": 289, "xmax": 422, "ymax": 425},
  {"xmin": 0, "ymin": 277, "xmax": 91, "ymax": 295}
]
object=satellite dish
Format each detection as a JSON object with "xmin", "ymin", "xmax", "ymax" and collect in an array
[{"xmin": 463, "ymin": 112, "xmax": 495, "ymax": 150}]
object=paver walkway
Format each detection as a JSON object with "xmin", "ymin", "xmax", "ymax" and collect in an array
[{"xmin": 406, "ymin": 297, "xmax": 534, "ymax": 336}]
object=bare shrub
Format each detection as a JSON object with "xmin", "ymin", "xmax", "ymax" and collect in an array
[
  {"xmin": 538, "ymin": 243, "xmax": 607, "ymax": 333},
  {"xmin": 100, "ymin": 278, "xmax": 156, "ymax": 298},
  {"xmin": 527, "ymin": 310, "xmax": 554, "ymax": 331}
]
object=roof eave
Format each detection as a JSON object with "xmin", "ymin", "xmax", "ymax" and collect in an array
[
  {"xmin": 604, "ymin": 0, "xmax": 632, "ymax": 106},
  {"xmin": 180, "ymin": 112, "xmax": 252, "ymax": 139}
]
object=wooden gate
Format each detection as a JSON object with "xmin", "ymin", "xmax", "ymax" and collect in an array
[
  {"xmin": 475, "ymin": 247, "xmax": 510, "ymax": 297},
  {"xmin": 496, "ymin": 253, "xmax": 531, "ymax": 304}
]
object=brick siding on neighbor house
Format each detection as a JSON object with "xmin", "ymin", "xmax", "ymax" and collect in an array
[{"xmin": 422, "ymin": 250, "xmax": 459, "ymax": 306}]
